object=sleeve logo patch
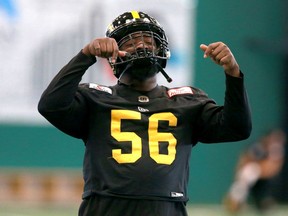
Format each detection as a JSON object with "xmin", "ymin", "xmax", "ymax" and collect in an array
[
  {"xmin": 167, "ymin": 87, "xmax": 193, "ymax": 97},
  {"xmin": 89, "ymin": 83, "xmax": 112, "ymax": 94},
  {"xmin": 171, "ymin": 192, "xmax": 184, "ymax": 197}
]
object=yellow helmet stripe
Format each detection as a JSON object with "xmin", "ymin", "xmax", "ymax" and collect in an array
[{"xmin": 131, "ymin": 11, "xmax": 140, "ymax": 19}]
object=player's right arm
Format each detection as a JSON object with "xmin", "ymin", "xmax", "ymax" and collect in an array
[
  {"xmin": 38, "ymin": 51, "xmax": 96, "ymax": 138},
  {"xmin": 38, "ymin": 38, "xmax": 125, "ymax": 138}
]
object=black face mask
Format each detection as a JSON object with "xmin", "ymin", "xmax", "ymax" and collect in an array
[{"xmin": 119, "ymin": 49, "xmax": 159, "ymax": 81}]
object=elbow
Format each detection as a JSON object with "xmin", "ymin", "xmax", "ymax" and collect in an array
[
  {"xmin": 224, "ymin": 119, "xmax": 252, "ymax": 142},
  {"xmin": 241, "ymin": 126, "xmax": 252, "ymax": 140},
  {"xmin": 237, "ymin": 121, "xmax": 252, "ymax": 140},
  {"xmin": 243, "ymin": 115, "xmax": 252, "ymax": 139},
  {"xmin": 231, "ymin": 110, "xmax": 252, "ymax": 141},
  {"xmin": 246, "ymin": 123, "xmax": 252, "ymax": 139},
  {"xmin": 37, "ymin": 97, "xmax": 53, "ymax": 116},
  {"xmin": 37, "ymin": 98, "xmax": 47, "ymax": 115}
]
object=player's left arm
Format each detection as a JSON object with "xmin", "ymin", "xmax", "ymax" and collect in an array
[{"xmin": 198, "ymin": 42, "xmax": 252, "ymax": 143}]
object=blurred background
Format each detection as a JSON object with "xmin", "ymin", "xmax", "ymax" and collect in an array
[{"xmin": 0, "ymin": 0, "xmax": 288, "ymax": 215}]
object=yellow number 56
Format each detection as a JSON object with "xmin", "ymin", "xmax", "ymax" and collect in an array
[{"xmin": 111, "ymin": 110, "xmax": 177, "ymax": 165}]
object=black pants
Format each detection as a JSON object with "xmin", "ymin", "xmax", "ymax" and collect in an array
[{"xmin": 78, "ymin": 195, "xmax": 188, "ymax": 216}]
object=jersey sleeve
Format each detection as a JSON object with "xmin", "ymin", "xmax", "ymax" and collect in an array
[
  {"xmin": 38, "ymin": 51, "xmax": 96, "ymax": 139},
  {"xmin": 197, "ymin": 73, "xmax": 252, "ymax": 143}
]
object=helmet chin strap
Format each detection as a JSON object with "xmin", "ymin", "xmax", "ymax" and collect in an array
[
  {"xmin": 154, "ymin": 62, "xmax": 173, "ymax": 83},
  {"xmin": 117, "ymin": 61, "xmax": 134, "ymax": 82}
]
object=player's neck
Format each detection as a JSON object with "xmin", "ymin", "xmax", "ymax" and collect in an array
[{"xmin": 120, "ymin": 76, "xmax": 157, "ymax": 92}]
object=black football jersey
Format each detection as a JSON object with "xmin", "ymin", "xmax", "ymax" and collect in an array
[{"xmin": 38, "ymin": 51, "xmax": 252, "ymax": 202}]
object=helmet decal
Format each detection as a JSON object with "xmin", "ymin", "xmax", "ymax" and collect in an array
[{"xmin": 131, "ymin": 11, "xmax": 140, "ymax": 19}]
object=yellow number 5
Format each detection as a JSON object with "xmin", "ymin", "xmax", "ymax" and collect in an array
[
  {"xmin": 111, "ymin": 110, "xmax": 177, "ymax": 165},
  {"xmin": 111, "ymin": 110, "xmax": 142, "ymax": 163}
]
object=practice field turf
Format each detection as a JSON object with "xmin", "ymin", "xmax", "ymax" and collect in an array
[{"xmin": 1, "ymin": 203, "xmax": 288, "ymax": 216}]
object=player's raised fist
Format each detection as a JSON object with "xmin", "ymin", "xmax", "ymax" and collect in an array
[
  {"xmin": 200, "ymin": 42, "xmax": 240, "ymax": 77},
  {"xmin": 83, "ymin": 38, "xmax": 126, "ymax": 63}
]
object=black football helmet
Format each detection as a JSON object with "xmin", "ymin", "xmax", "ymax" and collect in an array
[{"xmin": 105, "ymin": 11, "xmax": 172, "ymax": 82}]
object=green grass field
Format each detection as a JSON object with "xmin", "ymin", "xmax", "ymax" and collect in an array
[{"xmin": 1, "ymin": 203, "xmax": 288, "ymax": 216}]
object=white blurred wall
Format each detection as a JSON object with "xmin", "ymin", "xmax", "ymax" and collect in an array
[{"xmin": 0, "ymin": 0, "xmax": 197, "ymax": 124}]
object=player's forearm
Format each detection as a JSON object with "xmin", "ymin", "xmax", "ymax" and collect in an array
[
  {"xmin": 222, "ymin": 72, "xmax": 252, "ymax": 139},
  {"xmin": 38, "ymin": 51, "xmax": 96, "ymax": 112}
]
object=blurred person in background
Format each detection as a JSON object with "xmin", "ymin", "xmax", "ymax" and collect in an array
[
  {"xmin": 224, "ymin": 129, "xmax": 286, "ymax": 213},
  {"xmin": 38, "ymin": 10, "xmax": 251, "ymax": 216}
]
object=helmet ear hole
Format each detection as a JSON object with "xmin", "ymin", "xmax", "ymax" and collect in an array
[{"xmin": 105, "ymin": 11, "xmax": 170, "ymax": 79}]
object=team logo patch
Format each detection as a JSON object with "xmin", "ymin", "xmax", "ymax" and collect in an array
[
  {"xmin": 138, "ymin": 95, "xmax": 149, "ymax": 103},
  {"xmin": 167, "ymin": 87, "xmax": 193, "ymax": 97},
  {"xmin": 89, "ymin": 83, "xmax": 112, "ymax": 94}
]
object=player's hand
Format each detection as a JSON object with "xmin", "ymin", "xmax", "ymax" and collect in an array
[
  {"xmin": 200, "ymin": 42, "xmax": 240, "ymax": 77},
  {"xmin": 82, "ymin": 38, "xmax": 126, "ymax": 63}
]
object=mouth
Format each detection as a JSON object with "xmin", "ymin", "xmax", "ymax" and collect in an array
[{"xmin": 127, "ymin": 49, "xmax": 157, "ymax": 66}]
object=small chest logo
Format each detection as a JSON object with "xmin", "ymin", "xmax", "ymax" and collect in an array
[
  {"xmin": 138, "ymin": 106, "xmax": 149, "ymax": 112},
  {"xmin": 138, "ymin": 95, "xmax": 149, "ymax": 103}
]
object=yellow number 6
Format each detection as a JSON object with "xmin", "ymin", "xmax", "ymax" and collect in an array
[{"xmin": 149, "ymin": 113, "xmax": 177, "ymax": 165}]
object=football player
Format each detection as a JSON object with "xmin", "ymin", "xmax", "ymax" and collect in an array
[
  {"xmin": 38, "ymin": 11, "xmax": 252, "ymax": 216},
  {"xmin": 224, "ymin": 129, "xmax": 286, "ymax": 213}
]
